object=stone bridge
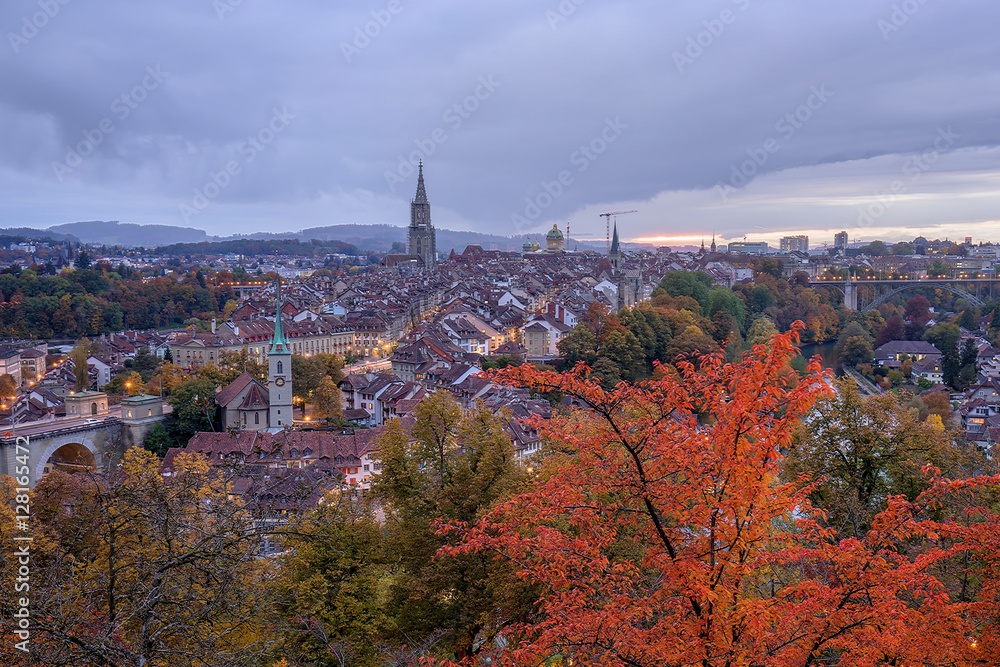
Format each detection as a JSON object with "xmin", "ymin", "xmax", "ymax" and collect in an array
[
  {"xmin": 809, "ymin": 278, "xmax": 1000, "ymax": 311},
  {"xmin": 0, "ymin": 395, "xmax": 165, "ymax": 488}
]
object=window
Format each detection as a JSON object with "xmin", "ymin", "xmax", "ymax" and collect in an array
[
  {"xmin": 290, "ymin": 449, "xmax": 299, "ymax": 458},
  {"xmin": 91, "ymin": 403, "xmax": 98, "ymax": 415},
  {"xmin": 276, "ymin": 360, "xmax": 283, "ymax": 374},
  {"xmin": 254, "ymin": 413, "xmax": 259, "ymax": 425},
  {"xmin": 147, "ymin": 409, "xmax": 152, "ymax": 417}
]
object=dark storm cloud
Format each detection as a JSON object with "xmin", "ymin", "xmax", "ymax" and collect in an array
[{"xmin": 0, "ymin": 0, "xmax": 997, "ymax": 238}]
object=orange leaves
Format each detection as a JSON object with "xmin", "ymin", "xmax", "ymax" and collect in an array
[{"xmin": 437, "ymin": 325, "xmax": 1000, "ymax": 666}]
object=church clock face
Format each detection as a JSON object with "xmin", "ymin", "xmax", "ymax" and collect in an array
[{"xmin": 275, "ymin": 377, "xmax": 285, "ymax": 386}]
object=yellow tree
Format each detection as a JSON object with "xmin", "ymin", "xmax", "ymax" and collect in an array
[
  {"xmin": 313, "ymin": 375, "xmax": 344, "ymax": 421},
  {"xmin": 4, "ymin": 448, "xmax": 280, "ymax": 666}
]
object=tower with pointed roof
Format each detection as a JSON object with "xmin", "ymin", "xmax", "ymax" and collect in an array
[
  {"xmin": 268, "ymin": 278, "xmax": 293, "ymax": 429},
  {"xmin": 608, "ymin": 221, "xmax": 622, "ymax": 273},
  {"xmin": 408, "ymin": 162, "xmax": 436, "ymax": 268}
]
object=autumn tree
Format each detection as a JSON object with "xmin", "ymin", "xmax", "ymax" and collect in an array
[
  {"xmin": 312, "ymin": 374, "xmax": 344, "ymax": 421},
  {"xmin": 218, "ymin": 346, "xmax": 267, "ymax": 384},
  {"xmin": 439, "ymin": 326, "xmax": 1000, "ymax": 667},
  {"xmin": 374, "ymin": 401, "xmax": 534, "ymax": 660},
  {"xmin": 274, "ymin": 494, "xmax": 389, "ymax": 666},
  {"xmin": 784, "ymin": 380, "xmax": 964, "ymax": 539},
  {"xmin": 0, "ymin": 374, "xmax": 16, "ymax": 403},
  {"xmin": 70, "ymin": 337, "xmax": 96, "ymax": 392},
  {"xmin": 103, "ymin": 369, "xmax": 144, "ymax": 397},
  {"xmin": 0, "ymin": 449, "xmax": 279, "ymax": 666}
]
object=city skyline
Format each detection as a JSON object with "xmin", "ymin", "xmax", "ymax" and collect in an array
[{"xmin": 1, "ymin": 2, "xmax": 999, "ymax": 245}]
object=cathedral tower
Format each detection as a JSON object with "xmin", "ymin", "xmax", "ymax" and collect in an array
[
  {"xmin": 408, "ymin": 162, "xmax": 436, "ymax": 268},
  {"xmin": 268, "ymin": 278, "xmax": 293, "ymax": 429}
]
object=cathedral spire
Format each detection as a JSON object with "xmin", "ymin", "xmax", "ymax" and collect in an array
[
  {"xmin": 610, "ymin": 221, "xmax": 620, "ymax": 255},
  {"xmin": 414, "ymin": 160, "xmax": 428, "ymax": 204},
  {"xmin": 270, "ymin": 277, "xmax": 289, "ymax": 353}
]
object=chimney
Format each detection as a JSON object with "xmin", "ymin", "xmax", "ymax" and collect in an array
[{"xmin": 211, "ymin": 318, "xmax": 217, "ymax": 334}]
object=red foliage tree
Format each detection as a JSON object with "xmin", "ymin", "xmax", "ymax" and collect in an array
[{"xmin": 438, "ymin": 325, "xmax": 1000, "ymax": 666}]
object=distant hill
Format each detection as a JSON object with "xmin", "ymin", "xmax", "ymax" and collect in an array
[
  {"xmin": 1, "ymin": 220, "xmax": 597, "ymax": 253},
  {"xmin": 0, "ymin": 227, "xmax": 76, "ymax": 243},
  {"xmin": 151, "ymin": 238, "xmax": 361, "ymax": 257},
  {"xmin": 45, "ymin": 221, "xmax": 209, "ymax": 246},
  {"xmin": 294, "ymin": 224, "xmax": 528, "ymax": 253}
]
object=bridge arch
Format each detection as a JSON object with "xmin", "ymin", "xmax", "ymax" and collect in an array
[
  {"xmin": 34, "ymin": 437, "xmax": 101, "ymax": 482},
  {"xmin": 867, "ymin": 284, "xmax": 985, "ymax": 311}
]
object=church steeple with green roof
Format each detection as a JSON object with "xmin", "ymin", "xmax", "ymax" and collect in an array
[
  {"xmin": 268, "ymin": 277, "xmax": 292, "ymax": 428},
  {"xmin": 269, "ymin": 278, "xmax": 289, "ymax": 353}
]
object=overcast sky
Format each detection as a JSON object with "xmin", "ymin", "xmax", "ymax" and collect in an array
[{"xmin": 1, "ymin": 0, "xmax": 998, "ymax": 248}]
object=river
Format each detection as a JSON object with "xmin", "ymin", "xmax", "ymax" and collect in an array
[{"xmin": 798, "ymin": 341, "xmax": 841, "ymax": 375}]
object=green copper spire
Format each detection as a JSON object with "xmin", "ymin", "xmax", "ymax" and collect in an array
[{"xmin": 270, "ymin": 277, "xmax": 289, "ymax": 353}]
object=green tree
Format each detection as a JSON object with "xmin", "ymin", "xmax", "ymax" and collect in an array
[
  {"xmin": 410, "ymin": 391, "xmax": 463, "ymax": 489},
  {"xmin": 784, "ymin": 382, "xmax": 961, "ymax": 539},
  {"xmin": 275, "ymin": 495, "xmax": 388, "ymax": 666},
  {"xmin": 557, "ymin": 322, "xmax": 598, "ymax": 366},
  {"xmin": 291, "ymin": 354, "xmax": 325, "ymax": 402},
  {"xmin": 924, "ymin": 322, "xmax": 960, "ymax": 354},
  {"xmin": 142, "ymin": 422, "xmax": 173, "ymax": 457},
  {"xmin": 657, "ymin": 271, "xmax": 714, "ymax": 313},
  {"xmin": 707, "ymin": 287, "xmax": 746, "ymax": 329},
  {"xmin": 166, "ymin": 375, "xmax": 219, "ymax": 443},
  {"xmin": 373, "ymin": 404, "xmax": 532, "ymax": 661},
  {"xmin": 927, "ymin": 259, "xmax": 952, "ymax": 278},
  {"xmin": 70, "ymin": 337, "xmax": 96, "ymax": 392},
  {"xmin": 840, "ymin": 335, "xmax": 874, "ymax": 366},
  {"xmin": 747, "ymin": 283, "xmax": 777, "ymax": 314}
]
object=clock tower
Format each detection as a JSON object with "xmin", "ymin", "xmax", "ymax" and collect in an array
[{"xmin": 268, "ymin": 278, "xmax": 293, "ymax": 428}]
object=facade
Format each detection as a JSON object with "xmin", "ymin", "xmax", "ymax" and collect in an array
[
  {"xmin": 834, "ymin": 231, "xmax": 849, "ymax": 250},
  {"xmin": 780, "ymin": 235, "xmax": 809, "ymax": 253},
  {"xmin": 874, "ymin": 340, "xmax": 942, "ymax": 368},
  {"xmin": 407, "ymin": 162, "xmax": 436, "ymax": 268},
  {"xmin": 65, "ymin": 391, "xmax": 109, "ymax": 418},
  {"xmin": 268, "ymin": 280, "xmax": 293, "ymax": 429},
  {"xmin": 728, "ymin": 241, "xmax": 769, "ymax": 255}
]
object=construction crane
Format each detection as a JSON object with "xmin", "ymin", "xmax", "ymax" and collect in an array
[{"xmin": 599, "ymin": 210, "xmax": 638, "ymax": 253}]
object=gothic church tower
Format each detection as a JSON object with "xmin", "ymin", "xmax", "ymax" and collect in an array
[
  {"xmin": 408, "ymin": 162, "xmax": 436, "ymax": 268},
  {"xmin": 268, "ymin": 278, "xmax": 293, "ymax": 429}
]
